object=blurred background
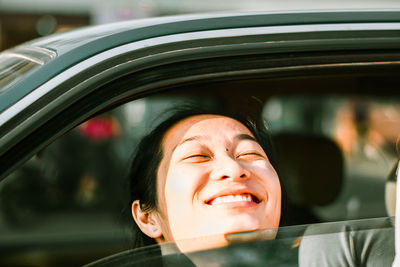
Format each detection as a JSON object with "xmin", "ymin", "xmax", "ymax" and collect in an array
[{"xmin": 2, "ymin": 0, "xmax": 400, "ymax": 51}]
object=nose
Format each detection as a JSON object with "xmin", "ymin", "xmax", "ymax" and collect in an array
[{"xmin": 210, "ymin": 154, "xmax": 250, "ymax": 181}]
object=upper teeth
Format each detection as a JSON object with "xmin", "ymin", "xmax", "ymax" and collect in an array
[{"xmin": 210, "ymin": 194, "xmax": 252, "ymax": 205}]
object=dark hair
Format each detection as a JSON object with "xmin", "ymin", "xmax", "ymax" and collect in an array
[{"xmin": 128, "ymin": 105, "xmax": 287, "ymax": 248}]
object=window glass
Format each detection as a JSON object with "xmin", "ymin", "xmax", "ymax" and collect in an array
[{"xmin": 82, "ymin": 217, "xmax": 394, "ymax": 266}]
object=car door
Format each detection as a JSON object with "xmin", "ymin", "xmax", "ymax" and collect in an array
[{"xmin": 1, "ymin": 10, "xmax": 400, "ymax": 266}]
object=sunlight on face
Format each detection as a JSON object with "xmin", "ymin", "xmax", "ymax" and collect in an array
[{"xmin": 156, "ymin": 115, "xmax": 281, "ymax": 251}]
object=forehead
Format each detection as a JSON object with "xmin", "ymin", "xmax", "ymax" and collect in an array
[{"xmin": 162, "ymin": 114, "xmax": 254, "ymax": 148}]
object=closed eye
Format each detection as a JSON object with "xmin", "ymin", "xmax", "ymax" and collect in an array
[
  {"xmin": 186, "ymin": 154, "xmax": 209, "ymax": 159},
  {"xmin": 182, "ymin": 154, "xmax": 211, "ymax": 162},
  {"xmin": 237, "ymin": 152, "xmax": 265, "ymax": 160}
]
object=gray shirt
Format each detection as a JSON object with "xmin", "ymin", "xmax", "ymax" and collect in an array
[{"xmin": 299, "ymin": 217, "xmax": 395, "ymax": 267}]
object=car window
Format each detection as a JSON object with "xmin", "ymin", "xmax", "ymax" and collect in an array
[{"xmin": 1, "ymin": 79, "xmax": 399, "ymax": 266}]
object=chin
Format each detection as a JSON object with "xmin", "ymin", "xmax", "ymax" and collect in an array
[{"xmin": 218, "ymin": 216, "xmax": 263, "ymax": 234}]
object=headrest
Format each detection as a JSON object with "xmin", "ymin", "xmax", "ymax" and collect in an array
[{"xmin": 273, "ymin": 132, "xmax": 344, "ymax": 206}]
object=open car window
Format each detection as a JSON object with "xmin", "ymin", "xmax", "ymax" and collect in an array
[{"xmin": 1, "ymin": 82, "xmax": 399, "ymax": 265}]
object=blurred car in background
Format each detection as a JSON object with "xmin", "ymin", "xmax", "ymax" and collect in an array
[{"xmin": 1, "ymin": 9, "xmax": 400, "ymax": 266}]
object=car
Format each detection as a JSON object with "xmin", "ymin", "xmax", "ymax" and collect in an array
[{"xmin": 1, "ymin": 9, "xmax": 400, "ymax": 266}]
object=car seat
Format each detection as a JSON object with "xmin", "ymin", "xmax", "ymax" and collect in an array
[{"xmin": 273, "ymin": 132, "xmax": 344, "ymax": 225}]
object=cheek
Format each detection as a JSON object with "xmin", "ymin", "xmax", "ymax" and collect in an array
[
  {"xmin": 165, "ymin": 171, "xmax": 188, "ymax": 194},
  {"xmin": 164, "ymin": 165, "xmax": 208, "ymax": 200},
  {"xmin": 164, "ymin": 168, "xmax": 198, "ymax": 201},
  {"xmin": 253, "ymin": 161, "xmax": 280, "ymax": 185},
  {"xmin": 156, "ymin": 170, "xmax": 192, "ymax": 242},
  {"xmin": 162, "ymin": 167, "xmax": 208, "ymax": 237},
  {"xmin": 265, "ymin": 169, "xmax": 281, "ymax": 203},
  {"xmin": 253, "ymin": 162, "xmax": 281, "ymax": 208},
  {"xmin": 262, "ymin": 165, "xmax": 282, "ymax": 227}
]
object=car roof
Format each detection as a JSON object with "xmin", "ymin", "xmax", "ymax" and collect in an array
[
  {"xmin": 26, "ymin": 10, "xmax": 400, "ymax": 55},
  {"xmin": 1, "ymin": 9, "xmax": 400, "ymax": 113}
]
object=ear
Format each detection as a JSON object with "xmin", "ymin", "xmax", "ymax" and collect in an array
[{"xmin": 131, "ymin": 200, "xmax": 163, "ymax": 240}]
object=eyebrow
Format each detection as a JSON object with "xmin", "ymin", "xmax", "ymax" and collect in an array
[
  {"xmin": 173, "ymin": 135, "xmax": 205, "ymax": 152},
  {"xmin": 235, "ymin": 133, "xmax": 257, "ymax": 143}
]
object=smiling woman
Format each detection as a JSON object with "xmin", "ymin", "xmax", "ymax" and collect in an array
[{"xmin": 128, "ymin": 106, "xmax": 285, "ymax": 253}]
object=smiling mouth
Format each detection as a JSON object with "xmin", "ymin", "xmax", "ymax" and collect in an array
[{"xmin": 206, "ymin": 194, "xmax": 260, "ymax": 205}]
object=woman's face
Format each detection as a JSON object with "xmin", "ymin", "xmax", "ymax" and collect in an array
[{"xmin": 155, "ymin": 115, "xmax": 281, "ymax": 247}]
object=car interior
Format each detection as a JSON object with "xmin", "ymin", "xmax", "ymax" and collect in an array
[{"xmin": 1, "ymin": 50, "xmax": 400, "ymax": 266}]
